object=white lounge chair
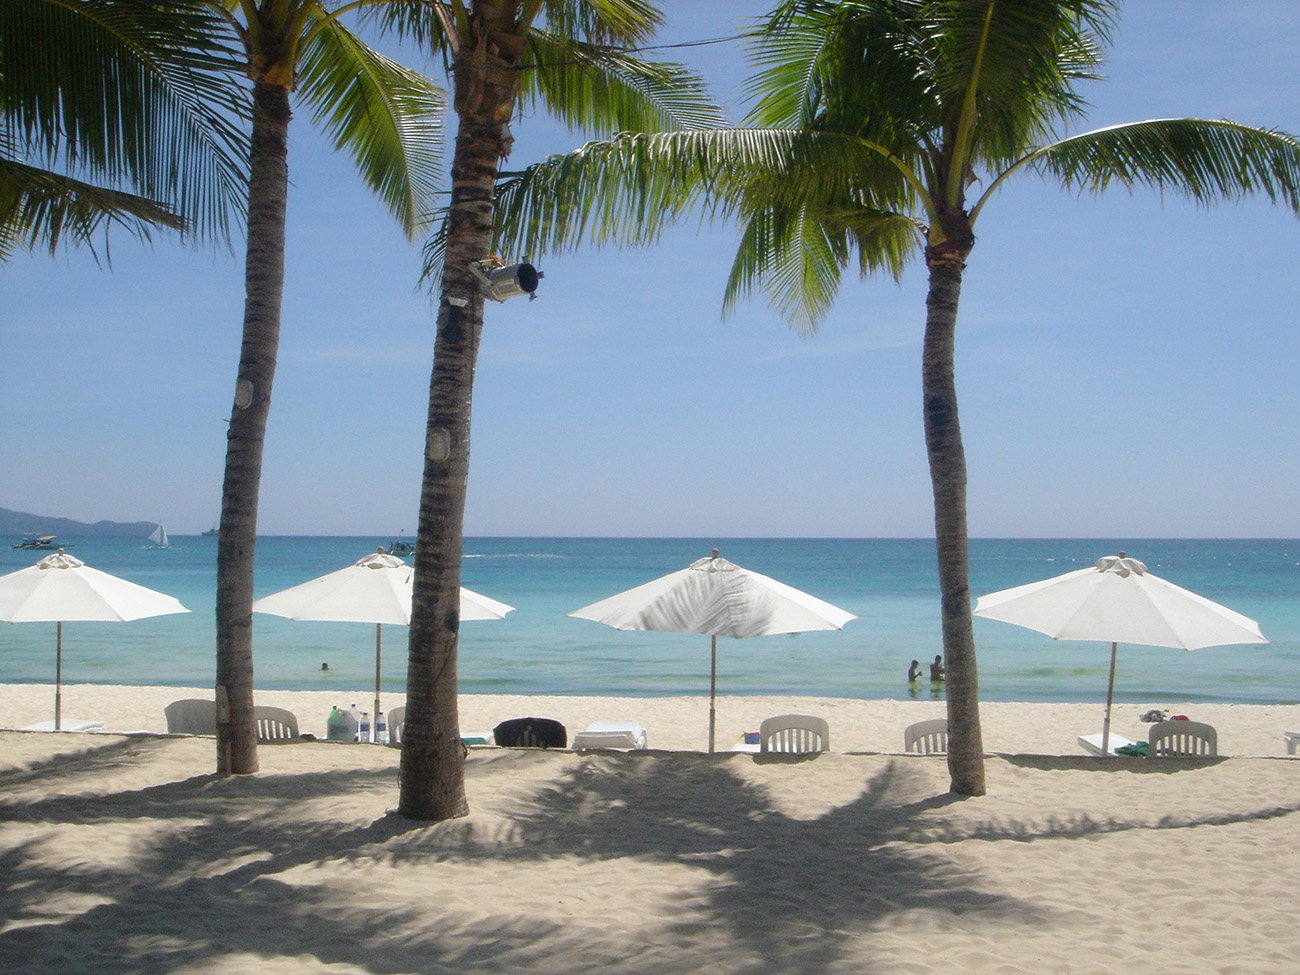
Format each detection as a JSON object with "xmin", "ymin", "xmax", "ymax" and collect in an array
[
  {"xmin": 20, "ymin": 718, "xmax": 105, "ymax": 733},
  {"xmin": 165, "ymin": 699, "xmax": 298, "ymax": 743},
  {"xmin": 1148, "ymin": 720, "xmax": 1217, "ymax": 757},
  {"xmin": 903, "ymin": 718, "xmax": 948, "ymax": 754},
  {"xmin": 1078, "ymin": 732, "xmax": 1138, "ymax": 756},
  {"xmin": 165, "ymin": 698, "xmax": 216, "ymax": 736},
  {"xmin": 572, "ymin": 721, "xmax": 648, "ymax": 750},
  {"xmin": 253, "ymin": 705, "xmax": 299, "ymax": 742},
  {"xmin": 759, "ymin": 714, "xmax": 829, "ymax": 754},
  {"xmin": 386, "ymin": 706, "xmax": 404, "ymax": 746}
]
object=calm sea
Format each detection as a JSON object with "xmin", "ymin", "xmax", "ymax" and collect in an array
[{"xmin": 1, "ymin": 537, "xmax": 1296, "ymax": 705}]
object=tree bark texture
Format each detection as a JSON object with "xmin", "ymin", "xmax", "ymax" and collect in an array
[
  {"xmin": 215, "ymin": 79, "xmax": 290, "ymax": 775},
  {"xmin": 399, "ymin": 1, "xmax": 524, "ymax": 821},
  {"xmin": 922, "ymin": 255, "xmax": 987, "ymax": 797}
]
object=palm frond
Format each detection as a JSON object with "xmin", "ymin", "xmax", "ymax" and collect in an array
[
  {"xmin": 723, "ymin": 202, "xmax": 850, "ymax": 332},
  {"xmin": 0, "ymin": 0, "xmax": 250, "ymax": 245},
  {"xmin": 296, "ymin": 14, "xmax": 446, "ymax": 237},
  {"xmin": 0, "ymin": 156, "xmax": 180, "ymax": 261},
  {"xmin": 520, "ymin": 32, "xmax": 723, "ymax": 133},
  {"xmin": 1027, "ymin": 118, "xmax": 1300, "ymax": 213}
]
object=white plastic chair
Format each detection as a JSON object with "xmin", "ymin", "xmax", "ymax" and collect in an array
[
  {"xmin": 1148, "ymin": 720, "xmax": 1217, "ymax": 757},
  {"xmin": 253, "ymin": 705, "xmax": 299, "ymax": 742},
  {"xmin": 164, "ymin": 699, "xmax": 216, "ymax": 736},
  {"xmin": 386, "ymin": 706, "xmax": 405, "ymax": 746},
  {"xmin": 759, "ymin": 714, "xmax": 829, "ymax": 754},
  {"xmin": 572, "ymin": 721, "xmax": 648, "ymax": 750},
  {"xmin": 904, "ymin": 718, "xmax": 948, "ymax": 754}
]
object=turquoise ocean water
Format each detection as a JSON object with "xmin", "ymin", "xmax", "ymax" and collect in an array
[{"xmin": 1, "ymin": 537, "xmax": 1296, "ymax": 705}]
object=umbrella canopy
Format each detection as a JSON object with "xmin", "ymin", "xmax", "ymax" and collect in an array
[
  {"xmin": 251, "ymin": 549, "xmax": 513, "ymax": 722},
  {"xmin": 569, "ymin": 549, "xmax": 855, "ymax": 751},
  {"xmin": 973, "ymin": 553, "xmax": 1268, "ymax": 753},
  {"xmin": 0, "ymin": 550, "xmax": 190, "ymax": 728}
]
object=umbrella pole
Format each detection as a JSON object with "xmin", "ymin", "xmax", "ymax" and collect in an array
[
  {"xmin": 55, "ymin": 621, "xmax": 63, "ymax": 732},
  {"xmin": 1101, "ymin": 641, "xmax": 1119, "ymax": 756},
  {"xmin": 373, "ymin": 623, "xmax": 383, "ymax": 741},
  {"xmin": 708, "ymin": 634, "xmax": 717, "ymax": 753}
]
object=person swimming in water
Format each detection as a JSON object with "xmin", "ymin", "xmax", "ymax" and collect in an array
[
  {"xmin": 907, "ymin": 659, "xmax": 923, "ymax": 682},
  {"xmin": 930, "ymin": 654, "xmax": 945, "ymax": 682}
]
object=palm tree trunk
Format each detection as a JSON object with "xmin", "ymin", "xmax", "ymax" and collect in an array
[
  {"xmin": 399, "ymin": 2, "xmax": 525, "ymax": 821},
  {"xmin": 215, "ymin": 79, "xmax": 290, "ymax": 775},
  {"xmin": 922, "ymin": 257, "xmax": 986, "ymax": 797}
]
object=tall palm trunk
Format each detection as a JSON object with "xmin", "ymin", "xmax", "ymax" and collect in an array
[
  {"xmin": 922, "ymin": 241, "xmax": 986, "ymax": 797},
  {"xmin": 399, "ymin": 2, "xmax": 525, "ymax": 821},
  {"xmin": 215, "ymin": 79, "xmax": 290, "ymax": 775}
]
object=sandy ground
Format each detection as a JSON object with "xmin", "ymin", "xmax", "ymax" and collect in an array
[{"xmin": 1, "ymin": 685, "xmax": 1298, "ymax": 973}]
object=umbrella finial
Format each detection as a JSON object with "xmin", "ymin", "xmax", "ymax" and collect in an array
[{"xmin": 712, "ymin": 548, "xmax": 719, "ymax": 559}]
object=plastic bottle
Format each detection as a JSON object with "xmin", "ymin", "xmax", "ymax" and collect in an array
[
  {"xmin": 349, "ymin": 703, "xmax": 360, "ymax": 742},
  {"xmin": 358, "ymin": 711, "xmax": 371, "ymax": 744},
  {"xmin": 375, "ymin": 710, "xmax": 388, "ymax": 745},
  {"xmin": 326, "ymin": 705, "xmax": 345, "ymax": 741}
]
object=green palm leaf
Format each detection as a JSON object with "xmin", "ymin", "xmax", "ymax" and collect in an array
[
  {"xmin": 1, "ymin": 0, "xmax": 249, "ymax": 245},
  {"xmin": 1024, "ymin": 118, "xmax": 1300, "ymax": 213},
  {"xmin": 297, "ymin": 13, "xmax": 445, "ymax": 237}
]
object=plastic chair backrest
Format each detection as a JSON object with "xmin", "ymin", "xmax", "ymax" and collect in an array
[
  {"xmin": 759, "ymin": 714, "xmax": 829, "ymax": 754},
  {"xmin": 164, "ymin": 699, "xmax": 217, "ymax": 736},
  {"xmin": 387, "ymin": 706, "xmax": 406, "ymax": 746},
  {"xmin": 254, "ymin": 705, "xmax": 299, "ymax": 742},
  {"xmin": 1148, "ymin": 720, "xmax": 1217, "ymax": 757},
  {"xmin": 904, "ymin": 718, "xmax": 948, "ymax": 755}
]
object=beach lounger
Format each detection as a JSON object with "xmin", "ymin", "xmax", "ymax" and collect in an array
[
  {"xmin": 20, "ymin": 718, "xmax": 105, "ymax": 733},
  {"xmin": 903, "ymin": 718, "xmax": 948, "ymax": 754},
  {"xmin": 165, "ymin": 698, "xmax": 217, "ymax": 736},
  {"xmin": 493, "ymin": 716, "xmax": 566, "ymax": 748},
  {"xmin": 1077, "ymin": 732, "xmax": 1137, "ymax": 756},
  {"xmin": 387, "ymin": 706, "xmax": 404, "ymax": 746},
  {"xmin": 1285, "ymin": 730, "xmax": 1299, "ymax": 756},
  {"xmin": 253, "ymin": 705, "xmax": 299, "ymax": 742},
  {"xmin": 758, "ymin": 714, "xmax": 829, "ymax": 754},
  {"xmin": 164, "ymin": 699, "xmax": 298, "ymax": 743},
  {"xmin": 1148, "ymin": 720, "xmax": 1217, "ymax": 757},
  {"xmin": 572, "ymin": 721, "xmax": 648, "ymax": 750}
]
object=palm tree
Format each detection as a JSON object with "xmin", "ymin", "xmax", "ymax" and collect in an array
[
  {"xmin": 1, "ymin": 0, "xmax": 248, "ymax": 258},
  {"xmin": 488, "ymin": 0, "xmax": 1300, "ymax": 796},
  {"xmin": 376, "ymin": 0, "xmax": 721, "ymax": 821},
  {"xmin": 207, "ymin": 1, "xmax": 443, "ymax": 774}
]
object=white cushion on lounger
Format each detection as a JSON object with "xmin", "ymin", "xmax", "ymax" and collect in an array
[
  {"xmin": 572, "ymin": 721, "xmax": 647, "ymax": 750},
  {"xmin": 21, "ymin": 719, "xmax": 105, "ymax": 733},
  {"xmin": 1078, "ymin": 732, "xmax": 1137, "ymax": 756}
]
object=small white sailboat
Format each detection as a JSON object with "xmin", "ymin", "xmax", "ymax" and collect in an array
[{"xmin": 146, "ymin": 523, "xmax": 169, "ymax": 549}]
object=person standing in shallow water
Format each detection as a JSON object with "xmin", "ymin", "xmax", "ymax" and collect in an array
[
  {"xmin": 930, "ymin": 654, "xmax": 945, "ymax": 682},
  {"xmin": 907, "ymin": 659, "xmax": 923, "ymax": 683}
]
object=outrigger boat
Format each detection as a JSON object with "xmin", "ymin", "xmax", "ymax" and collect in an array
[{"xmin": 11, "ymin": 535, "xmax": 64, "ymax": 550}]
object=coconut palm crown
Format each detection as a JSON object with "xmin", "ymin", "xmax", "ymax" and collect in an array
[{"xmin": 488, "ymin": 0, "xmax": 1300, "ymax": 795}]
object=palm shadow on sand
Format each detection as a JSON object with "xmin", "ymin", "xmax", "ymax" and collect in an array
[{"xmin": 2, "ymin": 737, "xmax": 1295, "ymax": 974}]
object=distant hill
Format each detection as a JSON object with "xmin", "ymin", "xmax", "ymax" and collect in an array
[{"xmin": 1, "ymin": 506, "xmax": 157, "ymax": 539}]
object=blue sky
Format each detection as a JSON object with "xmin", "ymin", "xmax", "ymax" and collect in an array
[{"xmin": 2, "ymin": 1, "xmax": 1297, "ymax": 539}]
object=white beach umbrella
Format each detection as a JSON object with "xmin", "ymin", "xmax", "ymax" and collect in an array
[
  {"xmin": 251, "ymin": 549, "xmax": 513, "ymax": 720},
  {"xmin": 0, "ymin": 550, "xmax": 190, "ymax": 728},
  {"xmin": 569, "ymin": 549, "xmax": 856, "ymax": 751},
  {"xmin": 973, "ymin": 553, "xmax": 1268, "ymax": 754}
]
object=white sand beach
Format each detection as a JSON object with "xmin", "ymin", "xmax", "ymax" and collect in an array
[{"xmin": 2, "ymin": 684, "xmax": 1298, "ymax": 973}]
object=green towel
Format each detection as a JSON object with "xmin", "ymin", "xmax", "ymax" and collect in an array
[{"xmin": 1115, "ymin": 742, "xmax": 1149, "ymax": 757}]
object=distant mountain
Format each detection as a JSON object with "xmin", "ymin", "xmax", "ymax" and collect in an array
[{"xmin": 1, "ymin": 506, "xmax": 157, "ymax": 539}]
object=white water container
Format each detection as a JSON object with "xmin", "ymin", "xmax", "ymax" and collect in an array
[{"xmin": 375, "ymin": 711, "xmax": 388, "ymax": 745}]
